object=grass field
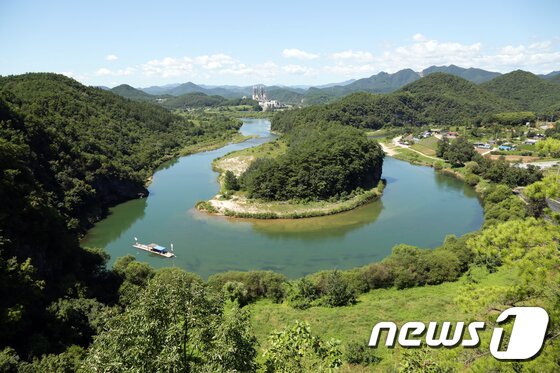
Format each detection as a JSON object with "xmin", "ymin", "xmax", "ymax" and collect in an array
[
  {"xmin": 216, "ymin": 139, "xmax": 288, "ymax": 166},
  {"xmin": 392, "ymin": 147, "xmax": 444, "ymax": 166},
  {"xmin": 410, "ymin": 137, "xmax": 439, "ymax": 156},
  {"xmin": 249, "ymin": 268, "xmax": 516, "ymax": 372}
]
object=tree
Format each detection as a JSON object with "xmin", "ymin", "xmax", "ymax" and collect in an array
[
  {"xmin": 321, "ymin": 270, "xmax": 356, "ymax": 307},
  {"xmin": 524, "ymin": 175, "xmax": 560, "ymax": 218},
  {"xmin": 223, "ymin": 281, "xmax": 250, "ymax": 306},
  {"xmin": 289, "ymin": 278, "xmax": 319, "ymax": 310},
  {"xmin": 455, "ymin": 219, "xmax": 560, "ymax": 370},
  {"xmin": 83, "ymin": 268, "xmax": 257, "ymax": 372},
  {"xmin": 536, "ymin": 138, "xmax": 560, "ymax": 157},
  {"xmin": 240, "ymin": 124, "xmax": 384, "ymax": 201},
  {"xmin": 223, "ymin": 170, "xmax": 240, "ymax": 191},
  {"xmin": 263, "ymin": 321, "xmax": 342, "ymax": 372},
  {"xmin": 444, "ymin": 137, "xmax": 476, "ymax": 167},
  {"xmin": 436, "ymin": 137, "xmax": 450, "ymax": 158}
]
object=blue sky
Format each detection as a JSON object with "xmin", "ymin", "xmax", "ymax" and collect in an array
[{"xmin": 1, "ymin": 0, "xmax": 559, "ymax": 87}]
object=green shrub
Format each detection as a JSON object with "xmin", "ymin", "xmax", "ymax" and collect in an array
[
  {"xmin": 464, "ymin": 173, "xmax": 480, "ymax": 186},
  {"xmin": 208, "ymin": 271, "xmax": 287, "ymax": 304},
  {"xmin": 223, "ymin": 281, "xmax": 250, "ymax": 306},
  {"xmin": 320, "ymin": 270, "xmax": 356, "ymax": 307},
  {"xmin": 344, "ymin": 342, "xmax": 381, "ymax": 366},
  {"xmin": 223, "ymin": 170, "xmax": 240, "ymax": 191},
  {"xmin": 195, "ymin": 200, "xmax": 218, "ymax": 213},
  {"xmin": 361, "ymin": 263, "xmax": 393, "ymax": 290},
  {"xmin": 288, "ymin": 278, "xmax": 320, "ymax": 310}
]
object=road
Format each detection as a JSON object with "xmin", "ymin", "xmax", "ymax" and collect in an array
[{"xmin": 516, "ymin": 160, "xmax": 560, "ymax": 169}]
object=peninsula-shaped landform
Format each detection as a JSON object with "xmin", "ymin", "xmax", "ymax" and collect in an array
[{"xmin": 196, "ymin": 124, "xmax": 385, "ymax": 218}]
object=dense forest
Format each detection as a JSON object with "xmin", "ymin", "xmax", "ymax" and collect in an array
[
  {"xmin": 110, "ymin": 84, "xmax": 163, "ymax": 102},
  {"xmin": 161, "ymin": 93, "xmax": 262, "ymax": 110},
  {"xmin": 0, "ymin": 73, "xmax": 242, "ymax": 363},
  {"xmin": 238, "ymin": 124, "xmax": 384, "ymax": 201},
  {"xmin": 0, "ymin": 73, "xmax": 242, "ymax": 233},
  {"xmin": 272, "ymin": 72, "xmax": 560, "ymax": 133},
  {"xmin": 481, "ymin": 70, "xmax": 560, "ymax": 113},
  {"xmin": 110, "ymin": 84, "xmax": 263, "ymax": 110}
]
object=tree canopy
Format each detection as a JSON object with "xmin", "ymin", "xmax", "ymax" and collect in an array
[{"xmin": 239, "ymin": 124, "xmax": 384, "ymax": 201}]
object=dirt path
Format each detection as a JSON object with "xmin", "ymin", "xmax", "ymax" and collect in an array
[
  {"xmin": 388, "ymin": 136, "xmax": 442, "ymax": 161},
  {"xmin": 379, "ymin": 142, "xmax": 398, "ymax": 156}
]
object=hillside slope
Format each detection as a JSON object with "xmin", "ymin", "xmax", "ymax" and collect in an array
[
  {"xmin": 0, "ymin": 72, "xmax": 242, "ymax": 355},
  {"xmin": 422, "ymin": 64, "xmax": 501, "ymax": 83},
  {"xmin": 111, "ymin": 84, "xmax": 157, "ymax": 101},
  {"xmin": 273, "ymin": 73, "xmax": 516, "ymax": 132},
  {"xmin": 303, "ymin": 69, "xmax": 421, "ymax": 104},
  {"xmin": 481, "ymin": 70, "xmax": 560, "ymax": 113},
  {"xmin": 0, "ymin": 73, "xmax": 242, "ymax": 238}
]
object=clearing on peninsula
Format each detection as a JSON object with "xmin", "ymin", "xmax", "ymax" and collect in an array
[{"xmin": 196, "ymin": 123, "xmax": 385, "ymax": 218}]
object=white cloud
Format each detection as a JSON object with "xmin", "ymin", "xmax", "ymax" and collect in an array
[
  {"xmin": 194, "ymin": 54, "xmax": 237, "ymax": 70},
  {"xmin": 141, "ymin": 57, "xmax": 195, "ymax": 78},
  {"xmin": 282, "ymin": 48, "xmax": 319, "ymax": 60},
  {"xmin": 90, "ymin": 38, "xmax": 560, "ymax": 85},
  {"xmin": 331, "ymin": 50, "xmax": 375, "ymax": 63},
  {"xmin": 139, "ymin": 54, "xmax": 239, "ymax": 78},
  {"xmin": 106, "ymin": 54, "xmax": 119, "ymax": 61},
  {"xmin": 282, "ymin": 64, "xmax": 317, "ymax": 76},
  {"xmin": 96, "ymin": 67, "xmax": 135, "ymax": 76},
  {"xmin": 220, "ymin": 61, "xmax": 281, "ymax": 80},
  {"xmin": 529, "ymin": 41, "xmax": 551, "ymax": 50},
  {"xmin": 328, "ymin": 37, "xmax": 484, "ymax": 74},
  {"xmin": 96, "ymin": 68, "xmax": 112, "ymax": 76},
  {"xmin": 325, "ymin": 36, "xmax": 560, "ymax": 77}
]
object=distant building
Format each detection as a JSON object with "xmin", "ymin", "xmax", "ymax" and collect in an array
[
  {"xmin": 252, "ymin": 85, "xmax": 267, "ymax": 101},
  {"xmin": 252, "ymin": 85, "xmax": 286, "ymax": 111},
  {"xmin": 474, "ymin": 142, "xmax": 491, "ymax": 149},
  {"xmin": 498, "ymin": 144, "xmax": 516, "ymax": 151}
]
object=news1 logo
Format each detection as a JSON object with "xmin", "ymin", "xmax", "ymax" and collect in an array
[{"xmin": 368, "ymin": 307, "xmax": 549, "ymax": 360}]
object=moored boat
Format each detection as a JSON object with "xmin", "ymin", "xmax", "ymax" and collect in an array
[{"xmin": 133, "ymin": 241, "xmax": 175, "ymax": 258}]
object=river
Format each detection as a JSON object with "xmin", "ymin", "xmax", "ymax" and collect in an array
[{"xmin": 82, "ymin": 118, "xmax": 483, "ymax": 278}]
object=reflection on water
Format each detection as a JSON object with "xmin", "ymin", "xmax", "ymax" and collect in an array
[
  {"xmin": 82, "ymin": 119, "xmax": 483, "ymax": 279},
  {"xmin": 197, "ymin": 200, "xmax": 386, "ymax": 241},
  {"xmin": 84, "ymin": 197, "xmax": 147, "ymax": 246}
]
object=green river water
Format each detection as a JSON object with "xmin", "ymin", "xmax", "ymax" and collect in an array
[{"xmin": 82, "ymin": 118, "xmax": 483, "ymax": 278}]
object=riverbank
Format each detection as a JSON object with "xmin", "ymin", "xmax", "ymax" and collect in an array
[
  {"xmin": 197, "ymin": 184, "xmax": 384, "ymax": 219},
  {"xmin": 144, "ymin": 132, "xmax": 255, "ymax": 187}
]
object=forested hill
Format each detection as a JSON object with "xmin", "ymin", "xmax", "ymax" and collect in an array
[
  {"xmin": 481, "ymin": 70, "xmax": 560, "ymax": 113},
  {"xmin": 0, "ymin": 72, "xmax": 241, "ymax": 357},
  {"xmin": 110, "ymin": 84, "xmax": 159, "ymax": 101},
  {"xmin": 396, "ymin": 73, "xmax": 517, "ymax": 121},
  {"xmin": 272, "ymin": 73, "xmax": 518, "ymax": 132},
  {"xmin": 0, "ymin": 73, "xmax": 241, "ymax": 232},
  {"xmin": 421, "ymin": 64, "xmax": 501, "ymax": 83}
]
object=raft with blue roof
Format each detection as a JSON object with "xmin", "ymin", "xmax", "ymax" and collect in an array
[{"xmin": 133, "ymin": 240, "xmax": 175, "ymax": 258}]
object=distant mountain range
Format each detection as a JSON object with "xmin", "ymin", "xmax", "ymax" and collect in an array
[
  {"xmin": 108, "ymin": 65, "xmax": 560, "ymax": 108},
  {"xmin": 272, "ymin": 70, "xmax": 560, "ymax": 133}
]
